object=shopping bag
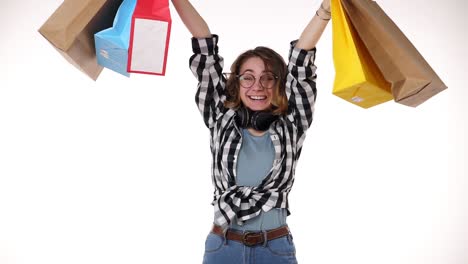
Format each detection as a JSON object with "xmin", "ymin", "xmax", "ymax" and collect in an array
[
  {"xmin": 94, "ymin": 0, "xmax": 137, "ymax": 77},
  {"xmin": 341, "ymin": 0, "xmax": 447, "ymax": 107},
  {"xmin": 128, "ymin": 0, "xmax": 172, "ymax": 75},
  {"xmin": 38, "ymin": 0, "xmax": 123, "ymax": 80},
  {"xmin": 331, "ymin": 0, "xmax": 393, "ymax": 108}
]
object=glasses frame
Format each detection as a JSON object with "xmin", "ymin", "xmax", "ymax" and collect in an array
[{"xmin": 223, "ymin": 72, "xmax": 279, "ymax": 90}]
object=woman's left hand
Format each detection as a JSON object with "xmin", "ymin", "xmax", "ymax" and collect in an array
[{"xmin": 321, "ymin": 0, "xmax": 330, "ymax": 13}]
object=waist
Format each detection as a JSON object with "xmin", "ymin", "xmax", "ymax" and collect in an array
[
  {"xmin": 211, "ymin": 224, "xmax": 291, "ymax": 247},
  {"xmin": 229, "ymin": 208, "xmax": 287, "ymax": 231}
]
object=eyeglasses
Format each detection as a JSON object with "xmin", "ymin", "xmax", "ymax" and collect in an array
[
  {"xmin": 238, "ymin": 73, "xmax": 278, "ymax": 89},
  {"xmin": 225, "ymin": 72, "xmax": 278, "ymax": 89}
]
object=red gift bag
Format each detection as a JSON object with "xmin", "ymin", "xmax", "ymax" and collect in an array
[{"xmin": 127, "ymin": 0, "xmax": 171, "ymax": 76}]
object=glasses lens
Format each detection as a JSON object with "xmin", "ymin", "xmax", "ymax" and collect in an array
[
  {"xmin": 239, "ymin": 74, "xmax": 255, "ymax": 88},
  {"xmin": 260, "ymin": 73, "xmax": 277, "ymax": 89}
]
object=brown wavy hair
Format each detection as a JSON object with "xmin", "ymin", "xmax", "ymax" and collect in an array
[{"xmin": 224, "ymin": 47, "xmax": 288, "ymax": 115}]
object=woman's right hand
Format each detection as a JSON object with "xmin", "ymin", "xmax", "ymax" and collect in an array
[{"xmin": 171, "ymin": 0, "xmax": 211, "ymax": 38}]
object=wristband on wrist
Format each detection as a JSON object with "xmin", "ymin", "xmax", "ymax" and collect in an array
[
  {"xmin": 315, "ymin": 9, "xmax": 331, "ymax": 21},
  {"xmin": 320, "ymin": 3, "xmax": 331, "ymax": 15},
  {"xmin": 320, "ymin": 3, "xmax": 331, "ymax": 14}
]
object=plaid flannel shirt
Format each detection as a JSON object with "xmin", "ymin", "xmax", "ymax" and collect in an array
[{"xmin": 190, "ymin": 35, "xmax": 317, "ymax": 230}]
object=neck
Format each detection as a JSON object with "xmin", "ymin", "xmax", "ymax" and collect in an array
[{"xmin": 247, "ymin": 128, "xmax": 267, "ymax": 136}]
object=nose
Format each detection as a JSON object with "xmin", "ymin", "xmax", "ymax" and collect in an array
[{"xmin": 251, "ymin": 78, "xmax": 265, "ymax": 90}]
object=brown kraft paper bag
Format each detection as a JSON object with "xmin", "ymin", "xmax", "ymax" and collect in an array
[
  {"xmin": 340, "ymin": 0, "xmax": 447, "ymax": 107},
  {"xmin": 38, "ymin": 0, "xmax": 123, "ymax": 80}
]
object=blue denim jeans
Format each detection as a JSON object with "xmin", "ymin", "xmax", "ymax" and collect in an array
[{"xmin": 202, "ymin": 230, "xmax": 298, "ymax": 264}]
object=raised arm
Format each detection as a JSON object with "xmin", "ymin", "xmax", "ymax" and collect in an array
[
  {"xmin": 172, "ymin": 0, "xmax": 226, "ymax": 129},
  {"xmin": 295, "ymin": 0, "xmax": 331, "ymax": 50},
  {"xmin": 171, "ymin": 0, "xmax": 211, "ymax": 38},
  {"xmin": 286, "ymin": 0, "xmax": 331, "ymax": 147}
]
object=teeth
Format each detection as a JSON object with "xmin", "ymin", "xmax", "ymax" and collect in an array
[{"xmin": 249, "ymin": 96, "xmax": 266, "ymax": 100}]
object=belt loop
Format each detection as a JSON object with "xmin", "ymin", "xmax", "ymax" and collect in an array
[
  {"xmin": 262, "ymin": 230, "xmax": 268, "ymax": 247},
  {"xmin": 223, "ymin": 228, "xmax": 228, "ymax": 245}
]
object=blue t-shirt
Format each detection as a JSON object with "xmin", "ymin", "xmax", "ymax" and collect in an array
[{"xmin": 230, "ymin": 129, "xmax": 287, "ymax": 231}]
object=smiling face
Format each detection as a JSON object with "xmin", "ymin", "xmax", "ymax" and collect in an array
[
  {"xmin": 224, "ymin": 46, "xmax": 288, "ymax": 115},
  {"xmin": 238, "ymin": 57, "xmax": 274, "ymax": 112}
]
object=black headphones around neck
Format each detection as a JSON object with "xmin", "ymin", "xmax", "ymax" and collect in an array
[{"xmin": 235, "ymin": 107, "xmax": 279, "ymax": 131}]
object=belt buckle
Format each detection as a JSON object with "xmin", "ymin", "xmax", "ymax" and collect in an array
[{"xmin": 242, "ymin": 232, "xmax": 259, "ymax": 247}]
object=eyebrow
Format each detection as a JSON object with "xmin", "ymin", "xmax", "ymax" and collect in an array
[{"xmin": 240, "ymin": 69, "xmax": 270, "ymax": 74}]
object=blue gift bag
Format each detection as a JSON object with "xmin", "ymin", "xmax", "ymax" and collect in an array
[{"xmin": 94, "ymin": 0, "xmax": 137, "ymax": 77}]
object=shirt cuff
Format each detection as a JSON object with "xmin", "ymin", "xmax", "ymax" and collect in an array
[
  {"xmin": 191, "ymin": 34, "xmax": 219, "ymax": 55},
  {"xmin": 288, "ymin": 40, "xmax": 317, "ymax": 67}
]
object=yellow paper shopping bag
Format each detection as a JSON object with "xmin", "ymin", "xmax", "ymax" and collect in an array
[{"xmin": 331, "ymin": 0, "xmax": 392, "ymax": 108}]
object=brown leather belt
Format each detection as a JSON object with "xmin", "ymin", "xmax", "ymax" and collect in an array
[{"xmin": 211, "ymin": 225, "xmax": 291, "ymax": 247}]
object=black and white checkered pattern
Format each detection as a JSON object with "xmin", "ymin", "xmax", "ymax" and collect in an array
[{"xmin": 190, "ymin": 35, "xmax": 317, "ymax": 230}]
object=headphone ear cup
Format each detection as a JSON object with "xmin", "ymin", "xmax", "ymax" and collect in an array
[
  {"xmin": 251, "ymin": 111, "xmax": 279, "ymax": 131},
  {"xmin": 235, "ymin": 107, "xmax": 250, "ymax": 128}
]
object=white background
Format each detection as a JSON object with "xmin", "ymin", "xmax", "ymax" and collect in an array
[{"xmin": 1, "ymin": 0, "xmax": 467, "ymax": 263}]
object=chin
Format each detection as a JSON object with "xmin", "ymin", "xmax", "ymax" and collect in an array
[{"xmin": 246, "ymin": 104, "xmax": 272, "ymax": 112}]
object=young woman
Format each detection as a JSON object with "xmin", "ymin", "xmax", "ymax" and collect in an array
[{"xmin": 171, "ymin": 0, "xmax": 331, "ymax": 263}]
